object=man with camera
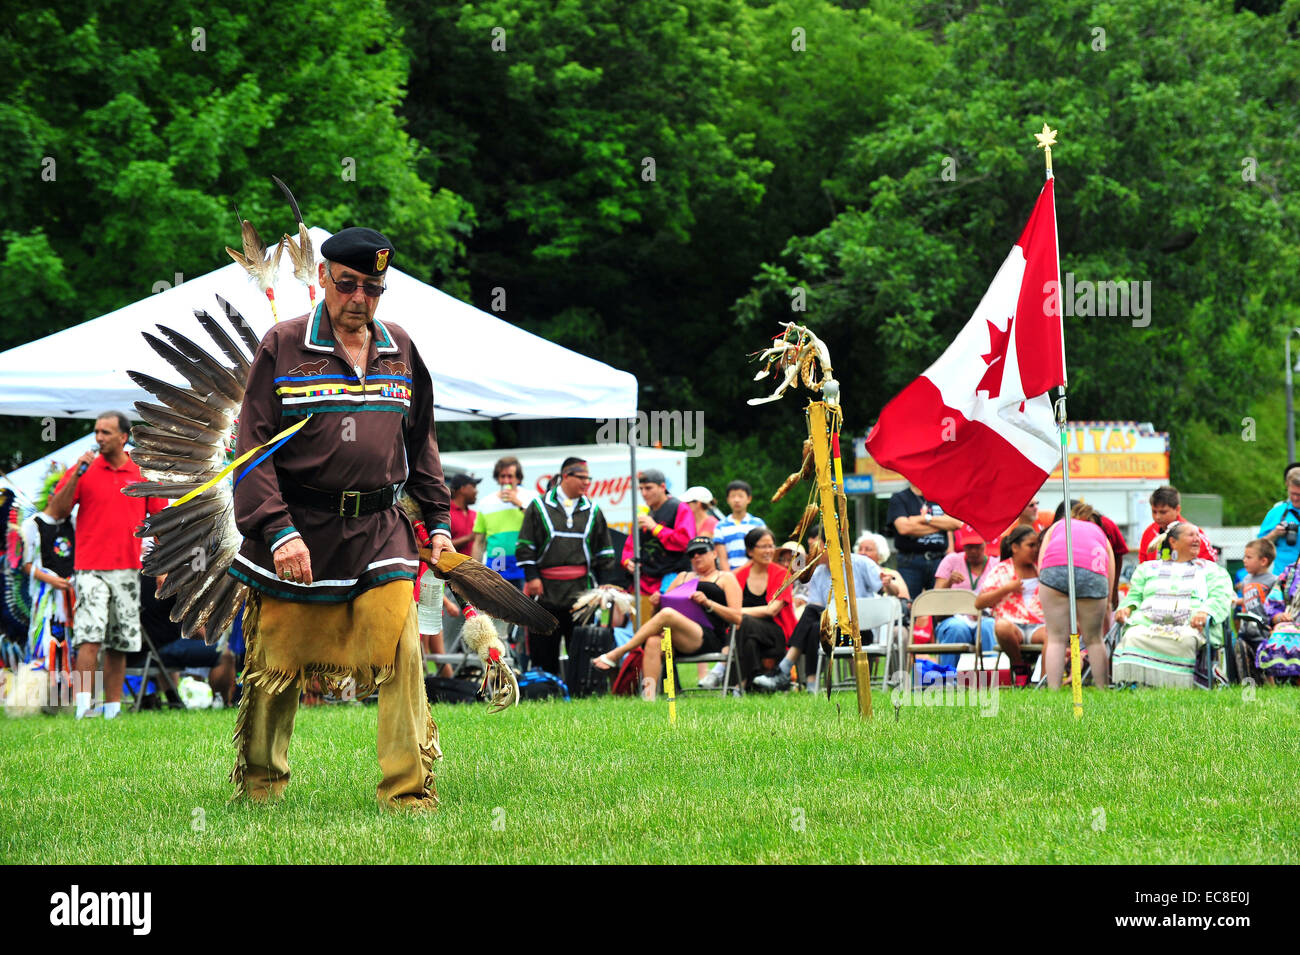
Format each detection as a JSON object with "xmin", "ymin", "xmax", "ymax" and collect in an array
[
  {"xmin": 1137, "ymin": 485, "xmax": 1217, "ymax": 563},
  {"xmin": 1257, "ymin": 466, "xmax": 1300, "ymax": 574}
]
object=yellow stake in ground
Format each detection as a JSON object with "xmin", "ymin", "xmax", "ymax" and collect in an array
[{"xmin": 663, "ymin": 626, "xmax": 677, "ymax": 725}]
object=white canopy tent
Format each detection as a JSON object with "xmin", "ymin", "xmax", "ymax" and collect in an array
[{"xmin": 0, "ymin": 227, "xmax": 638, "ymax": 422}]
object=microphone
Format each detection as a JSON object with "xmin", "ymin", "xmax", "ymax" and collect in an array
[{"xmin": 76, "ymin": 461, "xmax": 89, "ymax": 476}]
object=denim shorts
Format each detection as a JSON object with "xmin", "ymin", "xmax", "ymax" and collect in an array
[{"xmin": 1039, "ymin": 565, "xmax": 1109, "ymax": 600}]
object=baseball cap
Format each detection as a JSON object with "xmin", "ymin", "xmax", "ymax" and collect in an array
[
  {"xmin": 680, "ymin": 485, "xmax": 714, "ymax": 505},
  {"xmin": 449, "ymin": 473, "xmax": 482, "ymax": 491},
  {"xmin": 638, "ymin": 468, "xmax": 667, "ymax": 486},
  {"xmin": 685, "ymin": 536, "xmax": 716, "ymax": 556},
  {"xmin": 955, "ymin": 524, "xmax": 986, "ymax": 547}
]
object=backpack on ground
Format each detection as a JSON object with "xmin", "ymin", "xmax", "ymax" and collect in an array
[
  {"xmin": 425, "ymin": 675, "xmax": 481, "ymax": 704},
  {"xmin": 517, "ymin": 670, "xmax": 570, "ymax": 701},
  {"xmin": 610, "ymin": 647, "xmax": 644, "ymax": 696}
]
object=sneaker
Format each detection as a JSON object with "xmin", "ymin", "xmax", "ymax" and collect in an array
[
  {"xmin": 753, "ymin": 670, "xmax": 792, "ymax": 693},
  {"xmin": 698, "ymin": 670, "xmax": 723, "ymax": 690}
]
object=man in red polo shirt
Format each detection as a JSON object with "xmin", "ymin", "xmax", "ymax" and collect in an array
[
  {"xmin": 447, "ymin": 473, "xmax": 479, "ymax": 554},
  {"xmin": 48, "ymin": 412, "xmax": 165, "ymax": 720}
]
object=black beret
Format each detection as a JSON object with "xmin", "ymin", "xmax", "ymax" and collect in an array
[{"xmin": 321, "ymin": 227, "xmax": 394, "ymax": 275}]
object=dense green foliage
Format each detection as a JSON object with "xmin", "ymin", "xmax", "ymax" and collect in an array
[
  {"xmin": 3, "ymin": 0, "xmax": 1298, "ymax": 520},
  {"xmin": 2, "ymin": 688, "xmax": 1294, "ymax": 863}
]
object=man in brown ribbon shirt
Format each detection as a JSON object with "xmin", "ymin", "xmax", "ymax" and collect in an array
[{"xmin": 229, "ymin": 227, "xmax": 453, "ymax": 810}]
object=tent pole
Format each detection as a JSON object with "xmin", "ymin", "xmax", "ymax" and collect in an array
[{"xmin": 630, "ymin": 419, "xmax": 640, "ymax": 625}]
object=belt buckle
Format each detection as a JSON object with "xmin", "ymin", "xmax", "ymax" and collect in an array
[{"xmin": 340, "ymin": 490, "xmax": 362, "ymax": 518}]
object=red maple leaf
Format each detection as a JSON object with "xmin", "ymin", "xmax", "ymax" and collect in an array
[{"xmin": 977, "ymin": 316, "xmax": 1013, "ymax": 399}]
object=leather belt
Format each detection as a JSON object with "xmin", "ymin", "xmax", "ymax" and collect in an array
[
  {"xmin": 901, "ymin": 550, "xmax": 946, "ymax": 562},
  {"xmin": 281, "ymin": 480, "xmax": 398, "ymax": 518}
]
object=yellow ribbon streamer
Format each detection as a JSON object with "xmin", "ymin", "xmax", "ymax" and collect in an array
[{"xmin": 169, "ymin": 416, "xmax": 312, "ymax": 508}]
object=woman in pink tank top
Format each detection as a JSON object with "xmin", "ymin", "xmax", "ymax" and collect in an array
[{"xmin": 1038, "ymin": 502, "xmax": 1116, "ymax": 689}]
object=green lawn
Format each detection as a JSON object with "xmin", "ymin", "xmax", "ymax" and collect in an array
[{"xmin": 1, "ymin": 686, "xmax": 1294, "ymax": 864}]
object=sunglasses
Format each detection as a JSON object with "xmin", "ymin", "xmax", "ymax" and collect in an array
[
  {"xmin": 564, "ymin": 472, "xmax": 591, "ymax": 481},
  {"xmin": 328, "ymin": 269, "xmax": 386, "ymax": 298}
]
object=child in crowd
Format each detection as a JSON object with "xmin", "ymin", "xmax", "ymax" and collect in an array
[
  {"xmin": 1235, "ymin": 538, "xmax": 1277, "ymax": 612},
  {"xmin": 711, "ymin": 480, "xmax": 765, "ymax": 572}
]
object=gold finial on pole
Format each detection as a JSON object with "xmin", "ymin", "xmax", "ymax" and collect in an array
[{"xmin": 1035, "ymin": 123, "xmax": 1058, "ymax": 177}]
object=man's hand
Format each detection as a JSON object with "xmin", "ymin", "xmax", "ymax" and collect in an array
[
  {"xmin": 524, "ymin": 578, "xmax": 544, "ymax": 598},
  {"xmin": 273, "ymin": 538, "xmax": 313, "ymax": 585},
  {"xmin": 637, "ymin": 513, "xmax": 656, "ymax": 533},
  {"xmin": 73, "ymin": 450, "xmax": 96, "ymax": 475},
  {"xmin": 50, "ymin": 576, "xmax": 71, "ymax": 591},
  {"xmin": 425, "ymin": 534, "xmax": 454, "ymax": 564},
  {"xmin": 500, "ymin": 486, "xmax": 520, "ymax": 508}
]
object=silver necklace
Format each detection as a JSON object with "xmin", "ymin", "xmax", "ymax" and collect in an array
[{"xmin": 341, "ymin": 327, "xmax": 370, "ymax": 381}]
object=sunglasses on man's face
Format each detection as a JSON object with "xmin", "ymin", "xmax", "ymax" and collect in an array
[
  {"xmin": 328, "ymin": 270, "xmax": 386, "ymax": 298},
  {"xmin": 564, "ymin": 472, "xmax": 591, "ymax": 482}
]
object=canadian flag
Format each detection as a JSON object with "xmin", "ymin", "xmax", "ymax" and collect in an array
[{"xmin": 866, "ymin": 178, "xmax": 1065, "ymax": 541}]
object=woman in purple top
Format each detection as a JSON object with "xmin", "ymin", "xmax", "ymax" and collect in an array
[{"xmin": 1038, "ymin": 502, "xmax": 1116, "ymax": 689}]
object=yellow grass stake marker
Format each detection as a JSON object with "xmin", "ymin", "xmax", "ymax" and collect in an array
[
  {"xmin": 1070, "ymin": 631, "xmax": 1083, "ymax": 719},
  {"xmin": 663, "ymin": 626, "xmax": 677, "ymax": 725}
]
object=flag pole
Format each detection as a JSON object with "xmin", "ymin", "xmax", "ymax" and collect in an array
[{"xmin": 1037, "ymin": 123, "xmax": 1082, "ymax": 717}]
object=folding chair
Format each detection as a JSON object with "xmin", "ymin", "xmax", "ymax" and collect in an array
[
  {"xmin": 817, "ymin": 595, "xmax": 905, "ymax": 691},
  {"xmin": 905, "ymin": 589, "xmax": 984, "ymax": 682},
  {"xmin": 123, "ymin": 627, "xmax": 184, "ymax": 712},
  {"xmin": 674, "ymin": 624, "xmax": 739, "ymax": 697}
]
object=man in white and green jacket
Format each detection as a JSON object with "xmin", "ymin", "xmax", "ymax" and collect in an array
[{"xmin": 516, "ymin": 457, "xmax": 615, "ymax": 675}]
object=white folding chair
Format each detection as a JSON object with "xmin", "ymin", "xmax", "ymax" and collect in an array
[
  {"xmin": 675, "ymin": 624, "xmax": 740, "ymax": 698},
  {"xmin": 818, "ymin": 595, "xmax": 905, "ymax": 691}
]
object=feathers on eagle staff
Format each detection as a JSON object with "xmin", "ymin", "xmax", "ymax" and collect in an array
[
  {"xmin": 420, "ymin": 549, "xmax": 558, "ymax": 634},
  {"xmin": 135, "ymin": 492, "xmax": 227, "ymax": 538},
  {"xmin": 772, "ymin": 439, "xmax": 815, "ymax": 502},
  {"xmin": 790, "ymin": 503, "xmax": 819, "ymax": 543}
]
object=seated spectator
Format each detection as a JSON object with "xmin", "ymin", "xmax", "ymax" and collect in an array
[
  {"xmin": 682, "ymin": 486, "xmax": 719, "ymax": 539},
  {"xmin": 1257, "ymin": 466, "xmax": 1300, "ymax": 575},
  {"xmin": 730, "ymin": 528, "xmax": 795, "ymax": 690},
  {"xmin": 139, "ymin": 578, "xmax": 236, "ymax": 706},
  {"xmin": 1253, "ymin": 545, "xmax": 1300, "ymax": 685},
  {"xmin": 1138, "ymin": 485, "xmax": 1216, "ymax": 563},
  {"xmin": 754, "ymin": 524, "xmax": 881, "ymax": 693},
  {"xmin": 857, "ymin": 531, "xmax": 910, "ymax": 599},
  {"xmin": 775, "ymin": 540, "xmax": 810, "ymax": 618},
  {"xmin": 977, "ymin": 524, "xmax": 1045, "ymax": 685},
  {"xmin": 933, "ymin": 524, "xmax": 997, "ymax": 667},
  {"xmin": 712, "ymin": 480, "xmax": 765, "ymax": 572},
  {"xmin": 620, "ymin": 469, "xmax": 696, "ymax": 595},
  {"xmin": 594, "ymin": 536, "xmax": 740, "ymax": 699},
  {"xmin": 1038, "ymin": 503, "xmax": 1116, "ymax": 690},
  {"xmin": 1112, "ymin": 521, "xmax": 1233, "ymax": 687}
]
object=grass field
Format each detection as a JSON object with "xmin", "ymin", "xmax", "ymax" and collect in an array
[{"xmin": 2, "ymin": 686, "xmax": 1295, "ymax": 864}]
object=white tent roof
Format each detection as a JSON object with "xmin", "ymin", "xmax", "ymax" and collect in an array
[{"xmin": 0, "ymin": 228, "xmax": 638, "ymax": 422}]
